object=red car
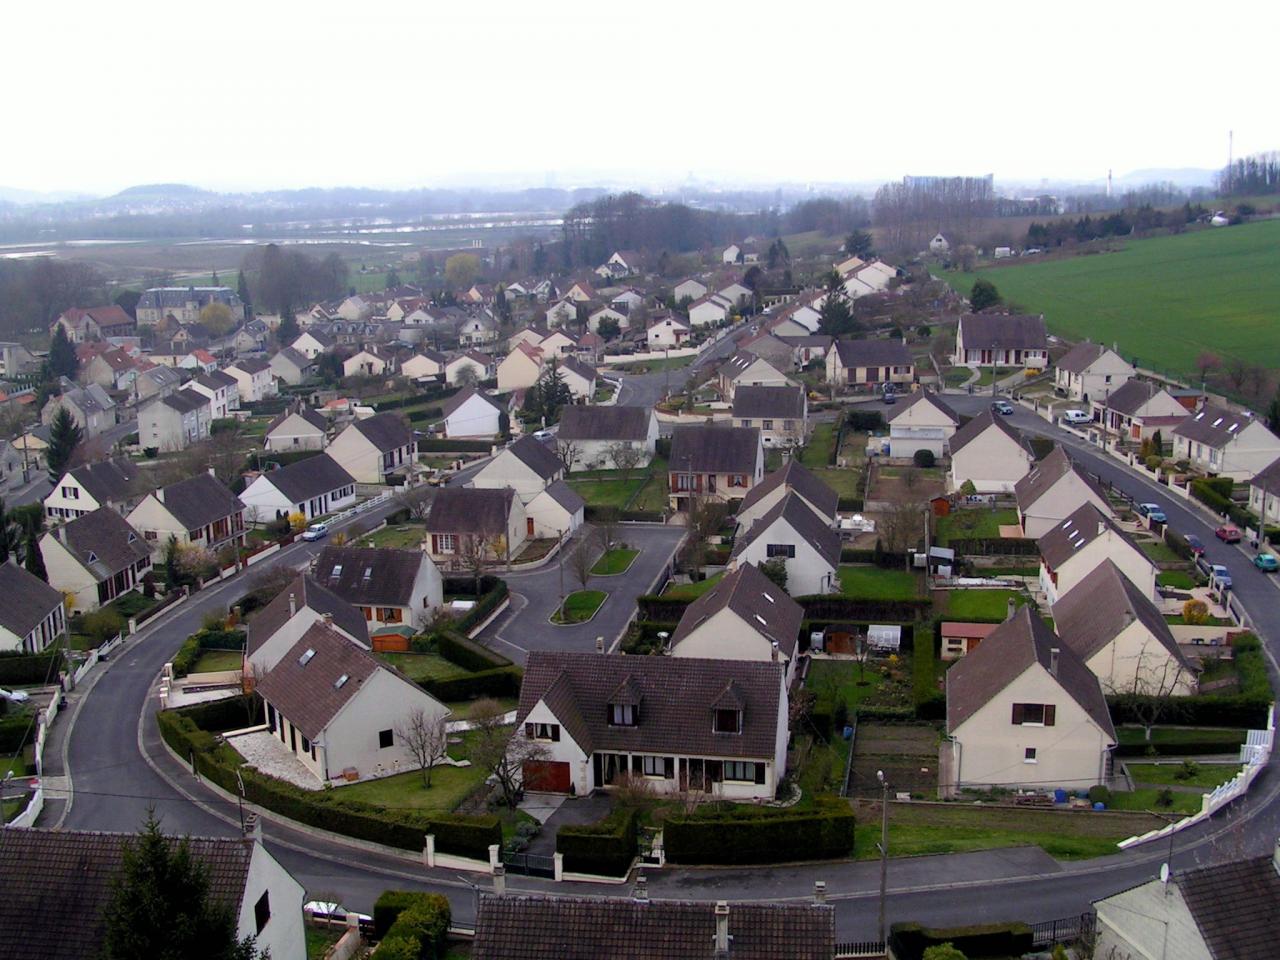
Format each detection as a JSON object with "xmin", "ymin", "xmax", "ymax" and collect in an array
[{"xmin": 1215, "ymin": 524, "xmax": 1242, "ymax": 543}]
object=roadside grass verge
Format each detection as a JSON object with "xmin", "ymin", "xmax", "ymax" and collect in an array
[
  {"xmin": 591, "ymin": 548, "xmax": 639, "ymax": 576},
  {"xmin": 551, "ymin": 590, "xmax": 607, "ymax": 624}
]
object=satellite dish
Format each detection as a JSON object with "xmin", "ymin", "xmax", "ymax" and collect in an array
[{"xmin": 1160, "ymin": 863, "xmax": 1170, "ymax": 883}]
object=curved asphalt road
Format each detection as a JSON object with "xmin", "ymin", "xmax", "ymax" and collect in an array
[{"xmin": 48, "ymin": 384, "xmax": 1280, "ymax": 938}]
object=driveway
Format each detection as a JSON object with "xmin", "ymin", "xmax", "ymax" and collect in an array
[
  {"xmin": 478, "ymin": 523, "xmax": 684, "ymax": 662},
  {"xmin": 524, "ymin": 795, "xmax": 614, "ymax": 857}
]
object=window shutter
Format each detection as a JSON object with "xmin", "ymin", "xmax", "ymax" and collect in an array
[
  {"xmin": 754, "ymin": 763, "xmax": 766, "ymax": 785},
  {"xmin": 524, "ymin": 723, "xmax": 534, "ymax": 737},
  {"xmin": 1044, "ymin": 704, "xmax": 1056, "ymax": 727},
  {"xmin": 664, "ymin": 757, "xmax": 674, "ymax": 779},
  {"xmin": 1011, "ymin": 703, "xmax": 1025, "ymax": 725},
  {"xmin": 551, "ymin": 725, "xmax": 560, "ymax": 742}
]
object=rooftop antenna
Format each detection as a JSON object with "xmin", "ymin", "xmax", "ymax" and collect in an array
[
  {"xmin": 1227, "ymin": 130, "xmax": 1234, "ymax": 193},
  {"xmin": 1106, "ymin": 169, "xmax": 1112, "ymax": 199}
]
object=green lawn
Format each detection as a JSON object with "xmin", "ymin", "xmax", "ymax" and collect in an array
[
  {"xmin": 1116, "ymin": 726, "xmax": 1246, "ymax": 752},
  {"xmin": 933, "ymin": 219, "xmax": 1280, "ymax": 378},
  {"xmin": 942, "ymin": 589, "xmax": 1027, "ymax": 620},
  {"xmin": 852, "ymin": 800, "xmax": 1163, "ymax": 861},
  {"xmin": 837, "ymin": 565, "xmax": 921, "ymax": 600},
  {"xmin": 630, "ymin": 456, "xmax": 669, "ymax": 513},
  {"xmin": 663, "ymin": 573, "xmax": 723, "ymax": 599},
  {"xmin": 567, "ymin": 477, "xmax": 646, "ymax": 508},
  {"xmin": 1156, "ymin": 570, "xmax": 1198, "ymax": 590},
  {"xmin": 551, "ymin": 590, "xmax": 607, "ymax": 624},
  {"xmin": 1126, "ymin": 762, "xmax": 1242, "ymax": 788},
  {"xmin": 1164, "ymin": 614, "xmax": 1234, "ymax": 626},
  {"xmin": 799, "ymin": 422, "xmax": 836, "ymax": 468},
  {"xmin": 943, "ymin": 367, "xmax": 973, "ymax": 387},
  {"xmin": 610, "ymin": 354, "xmax": 695, "ymax": 372},
  {"xmin": 358, "ymin": 524, "xmax": 425, "ymax": 550},
  {"xmin": 591, "ymin": 548, "xmax": 639, "ymax": 575},
  {"xmin": 378, "ymin": 652, "xmax": 469, "ymax": 684},
  {"xmin": 806, "ymin": 660, "xmax": 887, "ymax": 709},
  {"xmin": 191, "ymin": 649, "xmax": 243, "ymax": 673},
  {"xmin": 306, "ymin": 925, "xmax": 344, "ymax": 960},
  {"xmin": 1139, "ymin": 540, "xmax": 1183, "ymax": 564},
  {"xmin": 1106, "ymin": 789, "xmax": 1202, "ymax": 815},
  {"xmin": 935, "ymin": 508, "xmax": 1020, "ymax": 544},
  {"xmin": 334, "ymin": 755, "xmax": 488, "ymax": 814},
  {"xmin": 810, "ymin": 466, "xmax": 863, "ymax": 498}
]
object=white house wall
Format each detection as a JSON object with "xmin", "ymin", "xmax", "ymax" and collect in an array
[
  {"xmin": 949, "ymin": 429, "xmax": 1033, "ymax": 494},
  {"xmin": 238, "ymin": 843, "xmax": 307, "ymax": 960},
  {"xmin": 1085, "ymin": 620, "xmax": 1197, "ymax": 697}
]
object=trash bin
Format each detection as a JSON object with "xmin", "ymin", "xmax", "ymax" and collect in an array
[{"xmin": 1053, "ymin": 788, "xmax": 1068, "ymax": 804}]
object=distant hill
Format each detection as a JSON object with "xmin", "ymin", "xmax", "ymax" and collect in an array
[
  {"xmin": 1111, "ymin": 168, "xmax": 1217, "ymax": 190},
  {"xmin": 933, "ymin": 218, "xmax": 1280, "ymax": 380},
  {"xmin": 111, "ymin": 183, "xmax": 213, "ymax": 198}
]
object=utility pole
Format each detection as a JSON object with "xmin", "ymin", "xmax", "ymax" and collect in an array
[
  {"xmin": 877, "ymin": 769, "xmax": 890, "ymax": 945},
  {"xmin": 557, "ymin": 528, "xmax": 565, "ymax": 620}
]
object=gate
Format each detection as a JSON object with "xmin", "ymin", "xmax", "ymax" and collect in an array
[{"xmin": 502, "ymin": 851, "xmax": 556, "ymax": 878}]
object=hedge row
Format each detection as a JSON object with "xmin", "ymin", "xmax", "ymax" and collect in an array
[
  {"xmin": 846, "ymin": 410, "xmax": 886, "ymax": 431},
  {"xmin": 839, "ymin": 547, "xmax": 910, "ymax": 567},
  {"xmin": 1191, "ymin": 477, "xmax": 1254, "ymax": 528},
  {"xmin": 621, "ymin": 621, "xmax": 679, "ymax": 656},
  {"xmin": 1114, "ymin": 736, "xmax": 1248, "ymax": 757},
  {"xmin": 373, "ymin": 891, "xmax": 451, "ymax": 959},
  {"xmin": 584, "ymin": 505, "xmax": 665, "ymax": 523},
  {"xmin": 436, "ymin": 628, "xmax": 512, "ymax": 671},
  {"xmin": 171, "ymin": 627, "xmax": 247, "ymax": 678},
  {"xmin": 637, "ymin": 593, "xmax": 931, "ymax": 625},
  {"xmin": 0, "ymin": 713, "xmax": 36, "ymax": 753},
  {"xmin": 556, "ymin": 807, "xmax": 637, "ymax": 877},
  {"xmin": 405, "ymin": 407, "xmax": 444, "ymax": 424},
  {"xmin": 417, "ymin": 438, "xmax": 491, "ymax": 453},
  {"xmin": 890, "ymin": 921, "xmax": 1033, "ymax": 960},
  {"xmin": 837, "ymin": 496, "xmax": 865, "ymax": 511},
  {"xmin": 663, "ymin": 797, "xmax": 855, "ymax": 865},
  {"xmin": 157, "ymin": 705, "xmax": 501, "ymax": 858},
  {"xmin": 421, "ymin": 665, "xmax": 523, "ymax": 703},
  {"xmin": 0, "ymin": 650, "xmax": 64, "ymax": 686},
  {"xmin": 913, "ymin": 631, "xmax": 945, "ymax": 721},
  {"xmin": 373, "ymin": 387, "xmax": 459, "ymax": 412},
  {"xmin": 454, "ymin": 580, "xmax": 510, "ymax": 635},
  {"xmin": 948, "ymin": 537, "xmax": 1039, "ymax": 556}
]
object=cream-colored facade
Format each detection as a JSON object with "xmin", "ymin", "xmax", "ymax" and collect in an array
[
  {"xmin": 669, "ymin": 607, "xmax": 797, "ymax": 684},
  {"xmin": 1019, "ymin": 473, "xmax": 1113, "ymax": 539},
  {"xmin": 948, "ymin": 423, "xmax": 1034, "ymax": 493},
  {"xmin": 1054, "ymin": 348, "xmax": 1134, "ymax": 403},
  {"xmin": 947, "ymin": 662, "xmax": 1114, "ymax": 791},
  {"xmin": 1094, "ymin": 878, "xmax": 1213, "ymax": 960},
  {"xmin": 1075, "ymin": 620, "xmax": 1197, "ymax": 698},
  {"xmin": 1039, "ymin": 532, "xmax": 1156, "ymax": 604},
  {"xmin": 497, "ymin": 346, "xmax": 543, "ymax": 392}
]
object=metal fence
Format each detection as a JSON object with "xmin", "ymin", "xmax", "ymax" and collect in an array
[
  {"xmin": 839, "ymin": 716, "xmax": 859, "ymax": 798},
  {"xmin": 834, "ymin": 940, "xmax": 885, "ymax": 958},
  {"xmin": 501, "ymin": 851, "xmax": 555, "ymax": 879},
  {"xmin": 1030, "ymin": 912, "xmax": 1096, "ymax": 947}
]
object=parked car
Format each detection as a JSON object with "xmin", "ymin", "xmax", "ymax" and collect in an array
[
  {"xmin": 301, "ymin": 522, "xmax": 329, "ymax": 542},
  {"xmin": 882, "ymin": 390, "xmax": 897, "ymax": 405},
  {"xmin": 532, "ymin": 429, "xmax": 553, "ymax": 440},
  {"xmin": 1253, "ymin": 553, "xmax": 1279, "ymax": 572},
  {"xmin": 1210, "ymin": 564, "xmax": 1233, "ymax": 588},
  {"xmin": 991, "ymin": 400, "xmax": 1014, "ymax": 416},
  {"xmin": 1063, "ymin": 409, "xmax": 1091, "ymax": 425},
  {"xmin": 0, "ymin": 688, "xmax": 30, "ymax": 704},
  {"xmin": 1137, "ymin": 503, "xmax": 1167, "ymax": 523},
  {"xmin": 1184, "ymin": 533, "xmax": 1206, "ymax": 556},
  {"xmin": 1215, "ymin": 524, "xmax": 1242, "ymax": 543}
]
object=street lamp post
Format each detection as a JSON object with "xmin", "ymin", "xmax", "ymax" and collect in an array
[{"xmin": 877, "ymin": 769, "xmax": 890, "ymax": 945}]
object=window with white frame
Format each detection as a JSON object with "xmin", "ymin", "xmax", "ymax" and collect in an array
[
  {"xmin": 609, "ymin": 703, "xmax": 636, "ymax": 726},
  {"xmin": 642, "ymin": 755, "xmax": 664, "ymax": 777},
  {"xmin": 437, "ymin": 533, "xmax": 458, "ymax": 553},
  {"xmin": 723, "ymin": 761, "xmax": 756, "ymax": 782},
  {"xmin": 1024, "ymin": 747, "xmax": 1038, "ymax": 763},
  {"xmin": 766, "ymin": 543, "xmax": 795, "ymax": 558}
]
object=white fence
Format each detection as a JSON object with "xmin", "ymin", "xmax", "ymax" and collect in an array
[
  {"xmin": 1118, "ymin": 703, "xmax": 1275, "ymax": 849},
  {"xmin": 7, "ymin": 786, "xmax": 43, "ymax": 828}
]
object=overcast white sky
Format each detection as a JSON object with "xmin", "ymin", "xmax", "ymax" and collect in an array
[{"xmin": 6, "ymin": 0, "xmax": 1277, "ymax": 195}]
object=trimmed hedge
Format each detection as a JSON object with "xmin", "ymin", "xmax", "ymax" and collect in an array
[
  {"xmin": 375, "ymin": 892, "xmax": 451, "ymax": 958},
  {"xmin": 837, "ymin": 496, "xmax": 865, "ymax": 512},
  {"xmin": 374, "ymin": 891, "xmax": 422, "ymax": 940},
  {"xmin": 890, "ymin": 921, "xmax": 1034, "ymax": 960},
  {"xmin": 179, "ymin": 694, "xmax": 263, "ymax": 733},
  {"xmin": 556, "ymin": 807, "xmax": 638, "ymax": 877},
  {"xmin": 172, "ymin": 627, "xmax": 247, "ymax": 678},
  {"xmin": 421, "ymin": 665, "xmax": 523, "ymax": 702},
  {"xmin": 455, "ymin": 581, "xmax": 510, "ymax": 635},
  {"xmin": 846, "ymin": 410, "xmax": 886, "ymax": 431},
  {"xmin": 840, "ymin": 547, "xmax": 910, "ymax": 567},
  {"xmin": 796, "ymin": 596, "xmax": 932, "ymax": 622},
  {"xmin": 417, "ymin": 438, "xmax": 491, "ymax": 453},
  {"xmin": 636, "ymin": 594, "xmax": 694, "ymax": 622},
  {"xmin": 436, "ymin": 628, "xmax": 512, "ymax": 671},
  {"xmin": 948, "ymin": 537, "xmax": 1039, "ymax": 556},
  {"xmin": 0, "ymin": 713, "xmax": 36, "ymax": 753},
  {"xmin": 157, "ymin": 705, "xmax": 501, "ymax": 858},
  {"xmin": 664, "ymin": 797, "xmax": 855, "ymax": 865},
  {"xmin": 1191, "ymin": 478, "xmax": 1253, "ymax": 528},
  {"xmin": 584, "ymin": 505, "xmax": 665, "ymax": 523},
  {"xmin": 405, "ymin": 407, "xmax": 444, "ymax": 423},
  {"xmin": 912, "ymin": 630, "xmax": 945, "ymax": 720},
  {"xmin": 1114, "ymin": 735, "xmax": 1248, "ymax": 757},
  {"xmin": 0, "ymin": 650, "xmax": 64, "ymax": 686}
]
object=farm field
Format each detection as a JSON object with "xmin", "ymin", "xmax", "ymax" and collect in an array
[{"xmin": 933, "ymin": 219, "xmax": 1280, "ymax": 378}]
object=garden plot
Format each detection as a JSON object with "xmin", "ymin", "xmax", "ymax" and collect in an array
[{"xmin": 850, "ymin": 722, "xmax": 939, "ymax": 799}]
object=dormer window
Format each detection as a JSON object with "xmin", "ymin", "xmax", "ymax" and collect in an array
[
  {"xmin": 609, "ymin": 704, "xmax": 636, "ymax": 726},
  {"xmin": 330, "ymin": 564, "xmax": 343, "ymax": 579},
  {"xmin": 298, "ymin": 648, "xmax": 316, "ymax": 667},
  {"xmin": 86, "ymin": 551, "xmax": 98, "ymax": 564},
  {"xmin": 713, "ymin": 709, "xmax": 741, "ymax": 734}
]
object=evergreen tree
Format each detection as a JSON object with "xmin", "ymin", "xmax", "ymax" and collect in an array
[
  {"xmin": 525, "ymin": 359, "xmax": 574, "ymax": 425},
  {"xmin": 48, "ymin": 326, "xmax": 78, "ymax": 380},
  {"xmin": 844, "ymin": 230, "xmax": 874, "ymax": 258},
  {"xmin": 46, "ymin": 407, "xmax": 83, "ymax": 482},
  {"xmin": 969, "ymin": 279, "xmax": 1002, "ymax": 311},
  {"xmin": 236, "ymin": 269, "xmax": 251, "ymax": 308},
  {"xmin": 1268, "ymin": 392, "xmax": 1280, "ymax": 435},
  {"xmin": 102, "ymin": 813, "xmax": 264, "ymax": 960},
  {"xmin": 276, "ymin": 309, "xmax": 300, "ymax": 346},
  {"xmin": 23, "ymin": 526, "xmax": 46, "ymax": 582},
  {"xmin": 818, "ymin": 272, "xmax": 856, "ymax": 337},
  {"xmin": 0, "ymin": 497, "xmax": 14, "ymax": 564},
  {"xmin": 385, "ymin": 267, "xmax": 401, "ymax": 289},
  {"xmin": 210, "ymin": 269, "xmax": 220, "ymax": 286}
]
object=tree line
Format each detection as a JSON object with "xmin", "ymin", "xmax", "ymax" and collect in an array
[
  {"xmin": 1025, "ymin": 203, "xmax": 1211, "ymax": 248},
  {"xmin": 1216, "ymin": 152, "xmax": 1280, "ymax": 196},
  {"xmin": 0, "ymin": 258, "xmax": 106, "ymax": 338}
]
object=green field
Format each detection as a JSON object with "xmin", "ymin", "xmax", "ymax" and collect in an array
[
  {"xmin": 837, "ymin": 565, "xmax": 921, "ymax": 600},
  {"xmin": 934, "ymin": 219, "xmax": 1280, "ymax": 377}
]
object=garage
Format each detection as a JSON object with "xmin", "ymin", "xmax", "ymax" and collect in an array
[{"xmin": 522, "ymin": 760, "xmax": 571, "ymax": 793}]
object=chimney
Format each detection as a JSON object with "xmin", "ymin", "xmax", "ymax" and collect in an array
[
  {"xmin": 634, "ymin": 874, "xmax": 648, "ymax": 902},
  {"xmin": 813, "ymin": 880, "xmax": 826, "ymax": 905},
  {"xmin": 1005, "ymin": 597, "xmax": 1016, "ymax": 622},
  {"xmin": 288, "ymin": 593, "xmax": 297, "ymax": 618},
  {"xmin": 596, "ymin": 636, "xmax": 605, "ymax": 654},
  {"xmin": 1272, "ymin": 837, "xmax": 1280, "ymax": 877},
  {"xmin": 1050, "ymin": 647, "xmax": 1060, "ymax": 677},
  {"xmin": 714, "ymin": 901, "xmax": 730, "ymax": 955},
  {"xmin": 771, "ymin": 641, "xmax": 779, "ymax": 663},
  {"xmin": 493, "ymin": 863, "xmax": 506, "ymax": 896},
  {"xmin": 322, "ymin": 612, "xmax": 333, "ymax": 624}
]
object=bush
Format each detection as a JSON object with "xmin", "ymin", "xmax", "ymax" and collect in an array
[
  {"xmin": 81, "ymin": 609, "xmax": 125, "ymax": 645},
  {"xmin": 435, "ymin": 628, "xmax": 511, "ymax": 671},
  {"xmin": 417, "ymin": 438, "xmax": 491, "ymax": 453},
  {"xmin": 420, "ymin": 665, "xmax": 523, "ymax": 702},
  {"xmin": 664, "ymin": 797, "xmax": 855, "ymax": 865},
  {"xmin": 381, "ymin": 894, "xmax": 451, "ymax": 959},
  {"xmin": 890, "ymin": 922, "xmax": 1033, "ymax": 960},
  {"xmin": 373, "ymin": 890, "xmax": 422, "ymax": 940},
  {"xmin": 0, "ymin": 651, "xmax": 64, "ymax": 686},
  {"xmin": 913, "ymin": 633, "xmax": 944, "ymax": 720},
  {"xmin": 797, "ymin": 595, "xmax": 932, "ymax": 623},
  {"xmin": 1088, "ymin": 785, "xmax": 1111, "ymax": 805},
  {"xmin": 0, "ymin": 712, "xmax": 36, "ymax": 753},
  {"xmin": 157, "ymin": 706, "xmax": 501, "ymax": 858},
  {"xmin": 455, "ymin": 581, "xmax": 510, "ymax": 635},
  {"xmin": 847, "ymin": 409, "xmax": 886, "ymax": 431},
  {"xmin": 373, "ymin": 937, "xmax": 419, "ymax": 960},
  {"xmin": 923, "ymin": 946, "xmax": 967, "ymax": 960},
  {"xmin": 556, "ymin": 808, "xmax": 637, "ymax": 877},
  {"xmin": 913, "ymin": 449, "xmax": 936, "ymax": 468},
  {"xmin": 840, "ymin": 547, "xmax": 911, "ymax": 567}
]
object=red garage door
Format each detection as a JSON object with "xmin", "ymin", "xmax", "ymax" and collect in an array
[{"xmin": 523, "ymin": 760, "xmax": 571, "ymax": 793}]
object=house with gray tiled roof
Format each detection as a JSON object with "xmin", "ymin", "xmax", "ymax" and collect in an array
[
  {"xmin": 944, "ymin": 606, "xmax": 1116, "ymax": 795},
  {"xmin": 310, "ymin": 545, "xmax": 442, "ymax": 633},
  {"xmin": 1173, "ymin": 402, "xmax": 1280, "ymax": 481},
  {"xmin": 264, "ymin": 405, "xmax": 328, "ymax": 452},
  {"xmin": 0, "ymin": 827, "xmax": 306, "ymax": 960},
  {"xmin": 138, "ymin": 386, "xmax": 212, "ymax": 452},
  {"xmin": 126, "ymin": 472, "xmax": 247, "ymax": 559},
  {"xmin": 728, "ymin": 494, "xmax": 841, "ymax": 601},
  {"xmin": 45, "ymin": 458, "xmax": 150, "ymax": 521},
  {"xmin": 825, "ymin": 338, "xmax": 914, "ymax": 389},
  {"xmin": 1037, "ymin": 501, "xmax": 1156, "ymax": 604},
  {"xmin": 246, "ymin": 574, "xmax": 369, "ymax": 677},
  {"xmin": 239, "ymin": 453, "xmax": 356, "ymax": 522},
  {"xmin": 471, "ymin": 434, "xmax": 564, "ymax": 503},
  {"xmin": 556, "ymin": 405, "xmax": 658, "ymax": 469},
  {"xmin": 0, "ymin": 562, "xmax": 67, "ymax": 654},
  {"xmin": 424, "ymin": 486, "xmax": 526, "ymax": 568},
  {"xmin": 668, "ymin": 424, "xmax": 764, "ymax": 511},
  {"xmin": 327, "ymin": 413, "xmax": 416, "ymax": 484},
  {"xmin": 39, "ymin": 507, "xmax": 152, "ymax": 612},
  {"xmin": 953, "ymin": 313, "xmax": 1049, "ymax": 369},
  {"xmin": 136, "ymin": 286, "xmax": 244, "ymax": 325},
  {"xmin": 1053, "ymin": 341, "xmax": 1134, "ymax": 403},
  {"xmin": 514, "ymin": 650, "xmax": 787, "ymax": 798},
  {"xmin": 1092, "ymin": 378, "xmax": 1187, "ymax": 443},
  {"xmin": 1014, "ymin": 445, "xmax": 1115, "ymax": 538}
]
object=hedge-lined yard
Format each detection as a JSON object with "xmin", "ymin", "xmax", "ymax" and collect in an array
[
  {"xmin": 838, "ymin": 565, "xmax": 921, "ymax": 600},
  {"xmin": 940, "ymin": 589, "xmax": 1027, "ymax": 621}
]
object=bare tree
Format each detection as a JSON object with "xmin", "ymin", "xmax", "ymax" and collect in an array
[
  {"xmin": 1224, "ymin": 356, "xmax": 1249, "ymax": 393},
  {"xmin": 396, "ymin": 708, "xmax": 450, "ymax": 787},
  {"xmin": 880, "ymin": 501, "xmax": 924, "ymax": 554},
  {"xmin": 903, "ymin": 466, "xmax": 920, "ymax": 492},
  {"xmin": 394, "ymin": 485, "xmax": 435, "ymax": 522},
  {"xmin": 1194, "ymin": 351, "xmax": 1221, "ymax": 384},
  {"xmin": 469, "ymin": 698, "xmax": 547, "ymax": 808},
  {"xmin": 680, "ymin": 492, "xmax": 729, "ymax": 581},
  {"xmin": 607, "ymin": 441, "xmax": 644, "ymax": 480},
  {"xmin": 595, "ymin": 506, "xmax": 620, "ymax": 551},
  {"xmin": 568, "ymin": 530, "xmax": 597, "ymax": 594},
  {"xmin": 457, "ymin": 533, "xmax": 494, "ymax": 591},
  {"xmin": 1113, "ymin": 638, "xmax": 1193, "ymax": 740},
  {"xmin": 555, "ymin": 437, "xmax": 582, "ymax": 474}
]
